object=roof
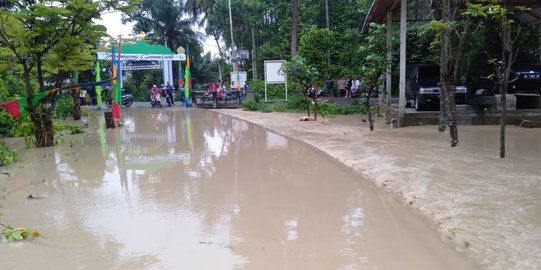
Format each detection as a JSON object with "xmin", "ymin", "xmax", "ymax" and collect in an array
[
  {"xmin": 362, "ymin": 0, "xmax": 541, "ymax": 33},
  {"xmin": 362, "ymin": 0, "xmax": 399, "ymax": 32},
  {"xmin": 111, "ymin": 41, "xmax": 176, "ymax": 55},
  {"xmin": 503, "ymin": 0, "xmax": 541, "ymax": 25}
]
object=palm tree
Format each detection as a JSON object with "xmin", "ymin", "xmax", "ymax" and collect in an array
[{"xmin": 124, "ymin": 0, "xmax": 203, "ymax": 55}]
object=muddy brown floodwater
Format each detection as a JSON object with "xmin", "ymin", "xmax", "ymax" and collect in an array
[{"xmin": 0, "ymin": 108, "xmax": 480, "ymax": 269}]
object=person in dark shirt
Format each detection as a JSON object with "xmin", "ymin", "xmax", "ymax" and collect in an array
[{"xmin": 325, "ymin": 76, "xmax": 334, "ymax": 97}]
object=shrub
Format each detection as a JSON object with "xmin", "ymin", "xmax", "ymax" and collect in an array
[
  {"xmin": 54, "ymin": 95, "xmax": 75, "ymax": 119},
  {"xmin": 13, "ymin": 115, "xmax": 34, "ymax": 137},
  {"xmin": 54, "ymin": 123, "xmax": 85, "ymax": 135},
  {"xmin": 0, "ymin": 111, "xmax": 14, "ymax": 137},
  {"xmin": 0, "ymin": 141, "xmax": 19, "ymax": 166},
  {"xmin": 259, "ymin": 104, "xmax": 273, "ymax": 113},
  {"xmin": 242, "ymin": 100, "xmax": 259, "ymax": 111}
]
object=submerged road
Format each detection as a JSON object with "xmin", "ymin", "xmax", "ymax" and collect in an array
[{"xmin": 0, "ymin": 108, "xmax": 479, "ymax": 269}]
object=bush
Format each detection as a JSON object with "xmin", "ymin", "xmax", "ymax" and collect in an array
[
  {"xmin": 259, "ymin": 104, "xmax": 273, "ymax": 113},
  {"xmin": 0, "ymin": 141, "xmax": 19, "ymax": 166},
  {"xmin": 13, "ymin": 115, "xmax": 34, "ymax": 137},
  {"xmin": 242, "ymin": 100, "xmax": 259, "ymax": 111},
  {"xmin": 54, "ymin": 95, "xmax": 75, "ymax": 119},
  {"xmin": 0, "ymin": 111, "xmax": 14, "ymax": 137}
]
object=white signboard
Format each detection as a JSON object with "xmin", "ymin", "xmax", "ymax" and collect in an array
[
  {"xmin": 230, "ymin": 71, "xmax": 247, "ymax": 88},
  {"xmin": 264, "ymin": 60, "xmax": 286, "ymax": 84},
  {"xmin": 97, "ymin": 52, "xmax": 186, "ymax": 61}
]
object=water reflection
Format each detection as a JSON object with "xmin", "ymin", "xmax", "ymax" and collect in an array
[{"xmin": 0, "ymin": 109, "xmax": 478, "ymax": 270}]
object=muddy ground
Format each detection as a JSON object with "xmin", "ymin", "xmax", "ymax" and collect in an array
[{"xmin": 215, "ymin": 109, "xmax": 541, "ymax": 270}]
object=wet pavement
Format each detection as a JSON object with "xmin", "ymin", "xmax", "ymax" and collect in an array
[{"xmin": 0, "ymin": 108, "xmax": 479, "ymax": 269}]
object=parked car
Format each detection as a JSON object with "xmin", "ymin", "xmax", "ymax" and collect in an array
[
  {"xmin": 406, "ymin": 64, "xmax": 467, "ymax": 111},
  {"xmin": 467, "ymin": 52, "xmax": 541, "ymax": 107}
]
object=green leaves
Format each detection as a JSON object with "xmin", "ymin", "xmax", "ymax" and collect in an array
[
  {"xmin": 1, "ymin": 224, "xmax": 40, "ymax": 243},
  {"xmin": 0, "ymin": 140, "xmax": 19, "ymax": 166}
]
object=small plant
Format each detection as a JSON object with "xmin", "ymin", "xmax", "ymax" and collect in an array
[
  {"xmin": 0, "ymin": 141, "xmax": 19, "ymax": 166},
  {"xmin": 23, "ymin": 136, "xmax": 35, "ymax": 149},
  {"xmin": 54, "ymin": 123, "xmax": 85, "ymax": 135},
  {"xmin": 1, "ymin": 224, "xmax": 39, "ymax": 243}
]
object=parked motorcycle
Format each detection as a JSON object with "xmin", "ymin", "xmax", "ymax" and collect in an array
[
  {"xmin": 307, "ymin": 86, "xmax": 323, "ymax": 98},
  {"xmin": 105, "ymin": 91, "xmax": 133, "ymax": 108}
]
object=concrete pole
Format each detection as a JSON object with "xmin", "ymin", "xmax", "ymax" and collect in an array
[
  {"xmin": 539, "ymin": 23, "xmax": 541, "ymax": 60},
  {"xmin": 399, "ymin": 0, "xmax": 407, "ymax": 123},
  {"xmin": 252, "ymin": 26, "xmax": 257, "ymax": 81},
  {"xmin": 229, "ymin": 0, "xmax": 236, "ymax": 80},
  {"xmin": 386, "ymin": 11, "xmax": 392, "ymax": 106}
]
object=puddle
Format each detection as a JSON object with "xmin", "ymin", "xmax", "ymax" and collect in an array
[{"xmin": 0, "ymin": 108, "xmax": 478, "ymax": 269}]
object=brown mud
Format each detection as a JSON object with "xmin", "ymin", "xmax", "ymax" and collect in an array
[
  {"xmin": 217, "ymin": 109, "xmax": 541, "ymax": 270},
  {"xmin": 0, "ymin": 108, "xmax": 482, "ymax": 269}
]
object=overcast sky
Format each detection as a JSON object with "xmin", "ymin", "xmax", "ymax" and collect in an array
[{"xmin": 94, "ymin": 11, "xmax": 220, "ymax": 56}]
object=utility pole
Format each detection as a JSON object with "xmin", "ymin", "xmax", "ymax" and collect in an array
[
  {"xmin": 228, "ymin": 0, "xmax": 241, "ymax": 102},
  {"xmin": 325, "ymin": 0, "xmax": 329, "ymax": 29}
]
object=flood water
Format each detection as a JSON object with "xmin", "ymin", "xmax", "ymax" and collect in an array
[{"xmin": 0, "ymin": 109, "xmax": 479, "ymax": 269}]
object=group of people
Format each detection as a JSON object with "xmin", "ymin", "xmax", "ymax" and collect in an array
[
  {"xmin": 326, "ymin": 76, "xmax": 363, "ymax": 98},
  {"xmin": 205, "ymin": 80, "xmax": 248, "ymax": 100},
  {"xmin": 150, "ymin": 83, "xmax": 177, "ymax": 106}
]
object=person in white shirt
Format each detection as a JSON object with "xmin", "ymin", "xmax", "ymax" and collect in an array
[{"xmin": 350, "ymin": 77, "xmax": 360, "ymax": 98}]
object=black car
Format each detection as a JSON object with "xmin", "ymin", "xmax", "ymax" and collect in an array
[
  {"xmin": 406, "ymin": 64, "xmax": 467, "ymax": 111},
  {"xmin": 467, "ymin": 52, "xmax": 541, "ymax": 107}
]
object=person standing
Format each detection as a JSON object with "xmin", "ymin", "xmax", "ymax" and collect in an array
[
  {"xmin": 351, "ymin": 77, "xmax": 360, "ymax": 98},
  {"xmin": 325, "ymin": 76, "xmax": 334, "ymax": 97},
  {"xmin": 337, "ymin": 77, "xmax": 346, "ymax": 97},
  {"xmin": 346, "ymin": 77, "xmax": 353, "ymax": 98},
  {"xmin": 166, "ymin": 82, "xmax": 175, "ymax": 106}
]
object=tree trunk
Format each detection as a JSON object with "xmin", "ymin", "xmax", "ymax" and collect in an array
[
  {"xmin": 214, "ymin": 35, "xmax": 225, "ymax": 59},
  {"xmin": 441, "ymin": 81, "xmax": 458, "ymax": 146},
  {"xmin": 440, "ymin": 0, "xmax": 459, "ymax": 147},
  {"xmin": 438, "ymin": 82, "xmax": 448, "ymax": 132},
  {"xmin": 313, "ymin": 94, "xmax": 318, "ymax": 121},
  {"xmin": 304, "ymin": 92, "xmax": 310, "ymax": 117},
  {"xmin": 366, "ymin": 88, "xmax": 375, "ymax": 131},
  {"xmin": 447, "ymin": 84, "xmax": 459, "ymax": 146},
  {"xmin": 30, "ymin": 107, "xmax": 55, "ymax": 147},
  {"xmin": 72, "ymin": 90, "xmax": 81, "ymax": 120},
  {"xmin": 291, "ymin": 0, "xmax": 299, "ymax": 58}
]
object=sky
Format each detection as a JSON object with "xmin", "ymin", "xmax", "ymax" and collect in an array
[{"xmin": 94, "ymin": 11, "xmax": 220, "ymax": 56}]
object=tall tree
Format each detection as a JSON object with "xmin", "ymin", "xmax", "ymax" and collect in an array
[
  {"xmin": 124, "ymin": 0, "xmax": 203, "ymax": 56},
  {"xmin": 429, "ymin": 0, "xmax": 470, "ymax": 147},
  {"xmin": 0, "ymin": 0, "xmax": 138, "ymax": 147},
  {"xmin": 291, "ymin": 0, "xmax": 299, "ymax": 57},
  {"xmin": 466, "ymin": 1, "xmax": 524, "ymax": 158}
]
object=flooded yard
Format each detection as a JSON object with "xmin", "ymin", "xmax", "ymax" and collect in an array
[{"xmin": 0, "ymin": 108, "xmax": 479, "ymax": 269}]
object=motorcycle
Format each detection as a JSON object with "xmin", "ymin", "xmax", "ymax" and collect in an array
[
  {"xmin": 106, "ymin": 91, "xmax": 133, "ymax": 108},
  {"xmin": 150, "ymin": 91, "xmax": 162, "ymax": 108},
  {"xmin": 307, "ymin": 86, "xmax": 323, "ymax": 98}
]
